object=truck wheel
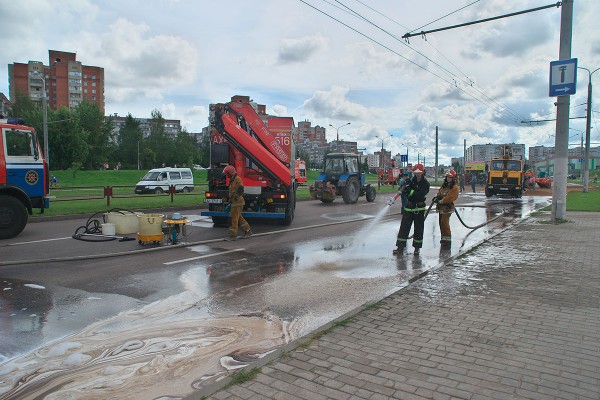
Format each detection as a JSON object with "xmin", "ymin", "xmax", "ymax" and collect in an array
[
  {"xmin": 366, "ymin": 186, "xmax": 376, "ymax": 202},
  {"xmin": 342, "ymin": 176, "xmax": 360, "ymax": 204},
  {"xmin": 280, "ymin": 187, "xmax": 296, "ymax": 225},
  {"xmin": 211, "ymin": 216, "xmax": 229, "ymax": 226},
  {"xmin": 154, "ymin": 187, "xmax": 164, "ymax": 195},
  {"xmin": 485, "ymin": 188, "xmax": 493, "ymax": 198},
  {"xmin": 0, "ymin": 196, "xmax": 29, "ymax": 239},
  {"xmin": 514, "ymin": 188, "xmax": 522, "ymax": 198},
  {"xmin": 320, "ymin": 198, "xmax": 334, "ymax": 204}
]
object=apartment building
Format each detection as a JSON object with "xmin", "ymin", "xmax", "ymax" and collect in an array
[
  {"xmin": 466, "ymin": 143, "xmax": 526, "ymax": 162},
  {"xmin": 8, "ymin": 50, "xmax": 104, "ymax": 112},
  {"xmin": 294, "ymin": 120, "xmax": 327, "ymax": 144},
  {"xmin": 111, "ymin": 116, "xmax": 182, "ymax": 140}
]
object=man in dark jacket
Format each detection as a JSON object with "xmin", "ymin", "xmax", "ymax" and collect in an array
[{"xmin": 393, "ymin": 164, "xmax": 430, "ymax": 255}]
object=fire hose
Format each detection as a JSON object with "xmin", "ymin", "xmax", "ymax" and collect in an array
[{"xmin": 388, "ymin": 194, "xmax": 506, "ymax": 239}]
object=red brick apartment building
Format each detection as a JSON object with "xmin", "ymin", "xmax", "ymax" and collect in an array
[{"xmin": 8, "ymin": 50, "xmax": 104, "ymax": 112}]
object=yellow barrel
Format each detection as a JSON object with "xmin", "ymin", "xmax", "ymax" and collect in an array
[{"xmin": 137, "ymin": 214, "xmax": 164, "ymax": 236}]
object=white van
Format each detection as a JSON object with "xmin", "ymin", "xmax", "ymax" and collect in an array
[{"xmin": 134, "ymin": 167, "xmax": 194, "ymax": 194}]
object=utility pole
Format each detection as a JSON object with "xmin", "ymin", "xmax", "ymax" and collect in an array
[
  {"xmin": 435, "ymin": 126, "xmax": 439, "ymax": 184},
  {"xmin": 551, "ymin": 0, "xmax": 573, "ymax": 222},
  {"xmin": 579, "ymin": 66, "xmax": 599, "ymax": 192}
]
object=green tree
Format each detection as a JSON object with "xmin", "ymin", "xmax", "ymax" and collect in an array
[
  {"xmin": 49, "ymin": 108, "xmax": 88, "ymax": 170},
  {"xmin": 118, "ymin": 114, "xmax": 144, "ymax": 168},
  {"xmin": 76, "ymin": 101, "xmax": 115, "ymax": 170},
  {"xmin": 173, "ymin": 128, "xmax": 199, "ymax": 167},
  {"xmin": 146, "ymin": 109, "xmax": 173, "ymax": 167}
]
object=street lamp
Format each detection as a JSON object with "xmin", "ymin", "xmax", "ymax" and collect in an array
[
  {"xmin": 578, "ymin": 66, "xmax": 599, "ymax": 192},
  {"xmin": 32, "ymin": 72, "xmax": 49, "ymax": 168},
  {"xmin": 375, "ymin": 134, "xmax": 393, "ymax": 168},
  {"xmin": 329, "ymin": 122, "xmax": 350, "ymax": 142}
]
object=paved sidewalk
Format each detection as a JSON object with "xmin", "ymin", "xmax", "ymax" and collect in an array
[{"xmin": 204, "ymin": 211, "xmax": 600, "ymax": 400}]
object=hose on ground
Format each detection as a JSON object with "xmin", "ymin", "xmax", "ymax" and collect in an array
[{"xmin": 72, "ymin": 208, "xmax": 137, "ymax": 242}]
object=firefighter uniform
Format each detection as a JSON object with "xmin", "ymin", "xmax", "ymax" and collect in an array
[
  {"xmin": 226, "ymin": 169, "xmax": 251, "ymax": 239},
  {"xmin": 395, "ymin": 166, "xmax": 430, "ymax": 253},
  {"xmin": 435, "ymin": 172, "xmax": 459, "ymax": 243}
]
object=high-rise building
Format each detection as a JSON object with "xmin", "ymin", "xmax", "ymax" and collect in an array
[
  {"xmin": 8, "ymin": 50, "xmax": 105, "ymax": 112},
  {"xmin": 294, "ymin": 120, "xmax": 326, "ymax": 144}
]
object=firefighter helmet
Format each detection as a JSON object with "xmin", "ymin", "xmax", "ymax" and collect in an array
[
  {"xmin": 223, "ymin": 165, "xmax": 236, "ymax": 176},
  {"xmin": 445, "ymin": 170, "xmax": 457, "ymax": 179},
  {"xmin": 412, "ymin": 163, "xmax": 425, "ymax": 174}
]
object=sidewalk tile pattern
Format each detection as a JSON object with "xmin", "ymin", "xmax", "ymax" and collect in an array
[{"xmin": 207, "ymin": 212, "xmax": 600, "ymax": 399}]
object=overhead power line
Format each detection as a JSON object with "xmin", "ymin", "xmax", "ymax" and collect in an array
[{"xmin": 402, "ymin": 2, "xmax": 562, "ymax": 40}]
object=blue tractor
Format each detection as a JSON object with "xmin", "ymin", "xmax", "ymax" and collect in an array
[{"xmin": 309, "ymin": 153, "xmax": 376, "ymax": 204}]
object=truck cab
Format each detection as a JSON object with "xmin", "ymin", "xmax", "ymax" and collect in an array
[
  {"xmin": 0, "ymin": 118, "xmax": 49, "ymax": 239},
  {"xmin": 485, "ymin": 146, "xmax": 524, "ymax": 198}
]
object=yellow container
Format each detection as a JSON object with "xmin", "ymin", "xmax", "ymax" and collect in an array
[{"xmin": 137, "ymin": 214, "xmax": 164, "ymax": 236}]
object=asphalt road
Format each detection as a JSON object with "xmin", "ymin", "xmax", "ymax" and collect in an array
[{"xmin": 0, "ymin": 190, "xmax": 551, "ymax": 399}]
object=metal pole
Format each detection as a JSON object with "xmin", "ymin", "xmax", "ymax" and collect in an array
[
  {"xmin": 137, "ymin": 140, "xmax": 140, "ymax": 170},
  {"xmin": 42, "ymin": 77, "xmax": 49, "ymax": 168},
  {"xmin": 551, "ymin": 0, "xmax": 573, "ymax": 221},
  {"xmin": 435, "ymin": 126, "xmax": 439, "ymax": 183},
  {"xmin": 579, "ymin": 67, "xmax": 599, "ymax": 192}
]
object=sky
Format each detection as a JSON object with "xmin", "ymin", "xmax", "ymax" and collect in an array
[{"xmin": 2, "ymin": 0, "xmax": 599, "ymax": 165}]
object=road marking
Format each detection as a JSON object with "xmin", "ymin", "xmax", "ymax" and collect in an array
[
  {"xmin": 8, "ymin": 237, "xmax": 73, "ymax": 246},
  {"xmin": 164, "ymin": 248, "xmax": 246, "ymax": 265}
]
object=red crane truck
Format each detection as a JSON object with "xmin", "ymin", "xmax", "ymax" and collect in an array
[
  {"xmin": 0, "ymin": 118, "xmax": 49, "ymax": 239},
  {"xmin": 201, "ymin": 98, "xmax": 297, "ymax": 226}
]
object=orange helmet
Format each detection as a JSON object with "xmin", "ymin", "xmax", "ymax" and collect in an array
[
  {"xmin": 412, "ymin": 163, "xmax": 425, "ymax": 173},
  {"xmin": 223, "ymin": 165, "xmax": 236, "ymax": 176},
  {"xmin": 445, "ymin": 170, "xmax": 457, "ymax": 179}
]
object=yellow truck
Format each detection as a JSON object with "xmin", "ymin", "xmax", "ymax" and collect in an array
[{"xmin": 485, "ymin": 146, "xmax": 524, "ymax": 198}]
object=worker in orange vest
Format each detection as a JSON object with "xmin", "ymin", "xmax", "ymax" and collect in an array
[
  {"xmin": 223, "ymin": 165, "xmax": 252, "ymax": 241},
  {"xmin": 434, "ymin": 170, "xmax": 460, "ymax": 244}
]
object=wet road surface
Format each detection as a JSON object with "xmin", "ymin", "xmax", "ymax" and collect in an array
[{"xmin": 0, "ymin": 193, "xmax": 551, "ymax": 399}]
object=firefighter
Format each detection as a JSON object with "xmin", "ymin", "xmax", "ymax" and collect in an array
[
  {"xmin": 396, "ymin": 170, "xmax": 410, "ymax": 213},
  {"xmin": 434, "ymin": 170, "xmax": 459, "ymax": 244},
  {"xmin": 223, "ymin": 165, "xmax": 252, "ymax": 241},
  {"xmin": 393, "ymin": 164, "xmax": 430, "ymax": 255}
]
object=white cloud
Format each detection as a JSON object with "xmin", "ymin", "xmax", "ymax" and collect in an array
[
  {"xmin": 1, "ymin": 0, "xmax": 597, "ymax": 163},
  {"xmin": 277, "ymin": 35, "xmax": 327, "ymax": 64}
]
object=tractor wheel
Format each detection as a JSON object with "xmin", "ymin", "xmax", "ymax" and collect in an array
[
  {"xmin": 485, "ymin": 187, "xmax": 493, "ymax": 198},
  {"xmin": 0, "ymin": 195, "xmax": 29, "ymax": 239},
  {"xmin": 342, "ymin": 176, "xmax": 360, "ymax": 204},
  {"xmin": 366, "ymin": 186, "xmax": 376, "ymax": 202}
]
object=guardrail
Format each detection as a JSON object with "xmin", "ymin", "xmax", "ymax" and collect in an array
[{"xmin": 49, "ymin": 184, "xmax": 210, "ymax": 206}]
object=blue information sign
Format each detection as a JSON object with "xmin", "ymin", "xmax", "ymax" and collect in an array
[{"xmin": 549, "ymin": 58, "xmax": 577, "ymax": 97}]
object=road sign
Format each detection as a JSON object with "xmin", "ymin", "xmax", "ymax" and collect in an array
[
  {"xmin": 549, "ymin": 58, "xmax": 577, "ymax": 97},
  {"xmin": 579, "ymin": 158, "xmax": 584, "ymax": 163},
  {"xmin": 400, "ymin": 154, "xmax": 408, "ymax": 162}
]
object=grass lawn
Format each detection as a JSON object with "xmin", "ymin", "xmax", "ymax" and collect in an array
[
  {"xmin": 566, "ymin": 188, "xmax": 600, "ymax": 212},
  {"xmin": 34, "ymin": 170, "xmax": 597, "ymax": 218}
]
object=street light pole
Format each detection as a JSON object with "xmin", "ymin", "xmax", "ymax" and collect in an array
[
  {"xmin": 578, "ymin": 66, "xmax": 599, "ymax": 192},
  {"xmin": 329, "ymin": 122, "xmax": 350, "ymax": 142},
  {"xmin": 33, "ymin": 72, "xmax": 49, "ymax": 168}
]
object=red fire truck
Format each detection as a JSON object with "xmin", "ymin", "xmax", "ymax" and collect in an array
[
  {"xmin": 202, "ymin": 98, "xmax": 297, "ymax": 225},
  {"xmin": 0, "ymin": 118, "xmax": 49, "ymax": 239}
]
